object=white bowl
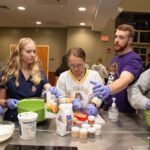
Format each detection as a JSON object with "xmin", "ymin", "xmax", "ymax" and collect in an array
[{"xmin": 0, "ymin": 121, "xmax": 15, "ymax": 143}]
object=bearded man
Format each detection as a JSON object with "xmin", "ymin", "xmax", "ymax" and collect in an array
[{"xmin": 91, "ymin": 24, "xmax": 143, "ymax": 113}]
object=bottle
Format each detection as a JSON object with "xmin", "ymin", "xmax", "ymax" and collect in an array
[{"xmin": 108, "ymin": 97, "xmax": 119, "ymax": 121}]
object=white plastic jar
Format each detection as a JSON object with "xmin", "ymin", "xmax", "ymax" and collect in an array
[
  {"xmin": 88, "ymin": 127, "xmax": 96, "ymax": 138},
  {"xmin": 93, "ymin": 124, "xmax": 101, "ymax": 135},
  {"xmin": 71, "ymin": 127, "xmax": 80, "ymax": 138},
  {"xmin": 79, "ymin": 128, "xmax": 88, "ymax": 139}
]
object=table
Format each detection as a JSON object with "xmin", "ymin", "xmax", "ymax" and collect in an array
[{"xmin": 0, "ymin": 112, "xmax": 150, "ymax": 150}]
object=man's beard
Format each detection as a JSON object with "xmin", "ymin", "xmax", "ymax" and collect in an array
[{"xmin": 114, "ymin": 42, "xmax": 128, "ymax": 53}]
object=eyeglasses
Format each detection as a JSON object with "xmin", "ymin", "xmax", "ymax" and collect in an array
[
  {"xmin": 68, "ymin": 64, "xmax": 84, "ymax": 69},
  {"xmin": 114, "ymin": 35, "xmax": 128, "ymax": 40}
]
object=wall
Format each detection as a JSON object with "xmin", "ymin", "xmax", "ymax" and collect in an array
[
  {"xmin": 0, "ymin": 28, "xmax": 67, "ymax": 72},
  {"xmin": 0, "ymin": 27, "xmax": 115, "ymax": 71},
  {"xmin": 67, "ymin": 26, "xmax": 115, "ymax": 68}
]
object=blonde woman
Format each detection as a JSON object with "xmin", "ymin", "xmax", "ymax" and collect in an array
[{"xmin": 0, "ymin": 38, "xmax": 59, "ymax": 121}]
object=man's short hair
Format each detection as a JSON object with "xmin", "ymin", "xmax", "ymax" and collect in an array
[{"xmin": 117, "ymin": 24, "xmax": 135, "ymax": 38}]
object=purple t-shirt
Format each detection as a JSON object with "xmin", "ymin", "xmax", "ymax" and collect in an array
[{"xmin": 104, "ymin": 51, "xmax": 143, "ymax": 113}]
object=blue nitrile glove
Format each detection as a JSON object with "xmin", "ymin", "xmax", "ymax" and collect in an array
[
  {"xmin": 146, "ymin": 101, "xmax": 150, "ymax": 109},
  {"xmin": 86, "ymin": 104, "xmax": 98, "ymax": 116},
  {"xmin": 72, "ymin": 99, "xmax": 82, "ymax": 111},
  {"xmin": 90, "ymin": 81, "xmax": 111, "ymax": 100},
  {"xmin": 0, "ymin": 106, "xmax": 4, "ymax": 115},
  {"xmin": 49, "ymin": 87, "xmax": 60, "ymax": 99},
  {"xmin": 7, "ymin": 99, "xmax": 19, "ymax": 110}
]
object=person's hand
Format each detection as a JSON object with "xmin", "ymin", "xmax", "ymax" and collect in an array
[
  {"xmin": 146, "ymin": 101, "xmax": 150, "ymax": 109},
  {"xmin": 0, "ymin": 106, "xmax": 4, "ymax": 115},
  {"xmin": 7, "ymin": 99, "xmax": 19, "ymax": 110},
  {"xmin": 72, "ymin": 99, "xmax": 82, "ymax": 111},
  {"xmin": 49, "ymin": 87, "xmax": 60, "ymax": 99},
  {"xmin": 90, "ymin": 81, "xmax": 111, "ymax": 100},
  {"xmin": 86, "ymin": 104, "xmax": 98, "ymax": 116}
]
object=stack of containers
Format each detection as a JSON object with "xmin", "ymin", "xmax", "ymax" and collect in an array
[{"xmin": 71, "ymin": 115, "xmax": 101, "ymax": 139}]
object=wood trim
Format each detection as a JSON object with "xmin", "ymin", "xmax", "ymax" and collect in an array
[{"xmin": 48, "ymin": 72, "xmax": 56, "ymax": 86}]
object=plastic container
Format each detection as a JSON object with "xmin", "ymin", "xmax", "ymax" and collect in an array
[
  {"xmin": 0, "ymin": 121, "xmax": 15, "ymax": 143},
  {"xmin": 88, "ymin": 116, "xmax": 95, "ymax": 125},
  {"xmin": 108, "ymin": 97, "xmax": 119, "ymax": 121},
  {"xmin": 18, "ymin": 112, "xmax": 38, "ymax": 139},
  {"xmin": 144, "ymin": 110, "xmax": 150, "ymax": 126},
  {"xmin": 81, "ymin": 123, "xmax": 90, "ymax": 129},
  {"xmin": 17, "ymin": 98, "xmax": 44, "ymax": 122},
  {"xmin": 71, "ymin": 127, "xmax": 80, "ymax": 138},
  {"xmin": 88, "ymin": 127, "xmax": 96, "ymax": 138},
  {"xmin": 93, "ymin": 124, "xmax": 101, "ymax": 135},
  {"xmin": 79, "ymin": 128, "xmax": 88, "ymax": 139}
]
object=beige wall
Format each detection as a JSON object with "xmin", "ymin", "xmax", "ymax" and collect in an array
[
  {"xmin": 0, "ymin": 0, "xmax": 150, "ymax": 72},
  {"xmin": 0, "ymin": 27, "xmax": 116, "ymax": 72},
  {"xmin": 66, "ymin": 27, "xmax": 115, "ymax": 68},
  {"xmin": 120, "ymin": 0, "xmax": 150, "ymax": 13},
  {"xmin": 0, "ymin": 28, "xmax": 67, "ymax": 72}
]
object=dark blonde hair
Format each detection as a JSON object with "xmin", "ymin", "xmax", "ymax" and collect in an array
[
  {"xmin": 1, "ymin": 38, "xmax": 42, "ymax": 87},
  {"xmin": 67, "ymin": 48, "xmax": 86, "ymax": 61},
  {"xmin": 117, "ymin": 24, "xmax": 135, "ymax": 38},
  {"xmin": 97, "ymin": 57, "xmax": 102, "ymax": 63}
]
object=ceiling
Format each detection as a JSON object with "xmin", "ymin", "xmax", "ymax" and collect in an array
[{"xmin": 0, "ymin": 0, "xmax": 125, "ymax": 31}]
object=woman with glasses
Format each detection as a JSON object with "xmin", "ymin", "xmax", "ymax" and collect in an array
[
  {"xmin": 0, "ymin": 37, "xmax": 59, "ymax": 121},
  {"xmin": 56, "ymin": 48, "xmax": 103, "ymax": 116}
]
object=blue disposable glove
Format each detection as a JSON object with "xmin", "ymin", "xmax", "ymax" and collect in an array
[
  {"xmin": 146, "ymin": 101, "xmax": 150, "ymax": 109},
  {"xmin": 49, "ymin": 87, "xmax": 60, "ymax": 99},
  {"xmin": 86, "ymin": 104, "xmax": 98, "ymax": 116},
  {"xmin": 90, "ymin": 81, "xmax": 111, "ymax": 100},
  {"xmin": 0, "ymin": 106, "xmax": 4, "ymax": 115},
  {"xmin": 72, "ymin": 99, "xmax": 82, "ymax": 111},
  {"xmin": 7, "ymin": 99, "xmax": 19, "ymax": 110}
]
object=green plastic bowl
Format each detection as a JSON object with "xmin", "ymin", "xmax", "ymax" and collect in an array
[
  {"xmin": 144, "ymin": 110, "xmax": 150, "ymax": 126},
  {"xmin": 17, "ymin": 98, "xmax": 45, "ymax": 122}
]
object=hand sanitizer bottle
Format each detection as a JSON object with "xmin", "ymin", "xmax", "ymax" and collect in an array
[{"xmin": 108, "ymin": 97, "xmax": 119, "ymax": 121}]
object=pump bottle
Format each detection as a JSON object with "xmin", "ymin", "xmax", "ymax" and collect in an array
[{"xmin": 108, "ymin": 97, "xmax": 119, "ymax": 121}]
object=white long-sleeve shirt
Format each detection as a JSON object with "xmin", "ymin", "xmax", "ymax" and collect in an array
[
  {"xmin": 56, "ymin": 69, "xmax": 103, "ymax": 108},
  {"xmin": 128, "ymin": 69, "xmax": 150, "ymax": 109}
]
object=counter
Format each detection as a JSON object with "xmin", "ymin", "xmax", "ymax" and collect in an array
[{"xmin": 0, "ymin": 112, "xmax": 150, "ymax": 150}]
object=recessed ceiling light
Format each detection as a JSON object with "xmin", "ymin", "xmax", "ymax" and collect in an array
[
  {"xmin": 36, "ymin": 21, "xmax": 42, "ymax": 25},
  {"xmin": 17, "ymin": 6, "xmax": 26, "ymax": 11},
  {"xmin": 80, "ymin": 22, "xmax": 86, "ymax": 26},
  {"xmin": 78, "ymin": 7, "xmax": 86, "ymax": 11},
  {"xmin": 117, "ymin": 7, "xmax": 123, "ymax": 13}
]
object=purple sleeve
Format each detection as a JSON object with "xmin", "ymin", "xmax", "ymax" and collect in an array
[{"xmin": 123, "ymin": 58, "xmax": 143, "ymax": 80}]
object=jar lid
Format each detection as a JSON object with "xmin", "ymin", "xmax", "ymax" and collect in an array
[
  {"xmin": 88, "ymin": 127, "xmax": 96, "ymax": 133},
  {"xmin": 71, "ymin": 127, "xmax": 80, "ymax": 132},
  {"xmin": 88, "ymin": 116, "xmax": 95, "ymax": 121},
  {"xmin": 82, "ymin": 123, "xmax": 90, "ymax": 128},
  {"xmin": 80, "ymin": 128, "xmax": 88, "ymax": 133}
]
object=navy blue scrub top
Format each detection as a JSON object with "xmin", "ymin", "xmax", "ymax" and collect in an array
[
  {"xmin": 1, "ymin": 71, "xmax": 48, "ymax": 100},
  {"xmin": 0, "ymin": 70, "xmax": 48, "ymax": 122}
]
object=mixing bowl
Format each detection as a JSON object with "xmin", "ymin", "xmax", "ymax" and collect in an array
[
  {"xmin": 144, "ymin": 110, "xmax": 150, "ymax": 126},
  {"xmin": 17, "ymin": 98, "xmax": 45, "ymax": 122},
  {"xmin": 0, "ymin": 121, "xmax": 15, "ymax": 143}
]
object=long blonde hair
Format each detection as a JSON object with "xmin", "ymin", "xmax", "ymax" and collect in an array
[{"xmin": 1, "ymin": 38, "xmax": 42, "ymax": 87}]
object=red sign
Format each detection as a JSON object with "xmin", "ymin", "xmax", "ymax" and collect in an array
[{"xmin": 101, "ymin": 35, "xmax": 109, "ymax": 42}]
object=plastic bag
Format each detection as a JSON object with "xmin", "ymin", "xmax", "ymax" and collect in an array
[
  {"xmin": 56, "ymin": 103, "xmax": 73, "ymax": 136},
  {"xmin": 45, "ymin": 91, "xmax": 58, "ymax": 119}
]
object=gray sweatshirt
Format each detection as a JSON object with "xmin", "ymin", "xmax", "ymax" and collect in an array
[{"xmin": 127, "ymin": 69, "xmax": 150, "ymax": 109}]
